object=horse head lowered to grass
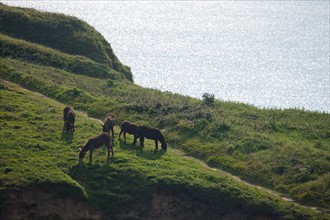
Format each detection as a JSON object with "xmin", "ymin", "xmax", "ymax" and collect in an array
[
  {"xmin": 137, "ymin": 125, "xmax": 167, "ymax": 151},
  {"xmin": 79, "ymin": 132, "xmax": 113, "ymax": 162}
]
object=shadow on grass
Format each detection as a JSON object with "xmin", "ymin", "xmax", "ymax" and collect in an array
[
  {"xmin": 119, "ymin": 140, "xmax": 165, "ymax": 160},
  {"xmin": 60, "ymin": 128, "xmax": 74, "ymax": 144},
  {"xmin": 69, "ymin": 160, "xmax": 112, "ymax": 183},
  {"xmin": 68, "ymin": 157, "xmax": 149, "ymax": 218}
]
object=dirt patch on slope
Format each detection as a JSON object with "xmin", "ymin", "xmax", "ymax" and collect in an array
[
  {"xmin": 116, "ymin": 187, "xmax": 279, "ymax": 220},
  {"xmin": 0, "ymin": 188, "xmax": 101, "ymax": 220}
]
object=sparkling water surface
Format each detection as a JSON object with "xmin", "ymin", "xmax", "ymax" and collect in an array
[{"xmin": 3, "ymin": 1, "xmax": 329, "ymax": 112}]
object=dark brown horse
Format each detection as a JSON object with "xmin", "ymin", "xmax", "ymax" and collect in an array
[
  {"xmin": 63, "ymin": 106, "xmax": 75, "ymax": 132},
  {"xmin": 63, "ymin": 106, "xmax": 71, "ymax": 124},
  {"xmin": 79, "ymin": 132, "xmax": 113, "ymax": 162},
  {"xmin": 138, "ymin": 125, "xmax": 167, "ymax": 150},
  {"xmin": 118, "ymin": 121, "xmax": 139, "ymax": 145},
  {"xmin": 100, "ymin": 114, "xmax": 115, "ymax": 137}
]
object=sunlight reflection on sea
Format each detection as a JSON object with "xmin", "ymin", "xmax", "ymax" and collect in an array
[{"xmin": 3, "ymin": 1, "xmax": 329, "ymax": 112}]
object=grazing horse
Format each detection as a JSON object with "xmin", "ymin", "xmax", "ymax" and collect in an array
[
  {"xmin": 118, "ymin": 121, "xmax": 139, "ymax": 145},
  {"xmin": 100, "ymin": 114, "xmax": 115, "ymax": 137},
  {"xmin": 138, "ymin": 125, "xmax": 167, "ymax": 151},
  {"xmin": 79, "ymin": 132, "xmax": 113, "ymax": 162},
  {"xmin": 63, "ymin": 107, "xmax": 75, "ymax": 132}
]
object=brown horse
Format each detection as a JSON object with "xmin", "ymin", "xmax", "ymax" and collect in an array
[
  {"xmin": 100, "ymin": 114, "xmax": 115, "ymax": 137},
  {"xmin": 79, "ymin": 132, "xmax": 113, "ymax": 162},
  {"xmin": 138, "ymin": 125, "xmax": 167, "ymax": 150},
  {"xmin": 118, "ymin": 121, "xmax": 139, "ymax": 145},
  {"xmin": 63, "ymin": 107, "xmax": 75, "ymax": 132}
]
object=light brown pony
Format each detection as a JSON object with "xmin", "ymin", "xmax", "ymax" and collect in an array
[{"xmin": 79, "ymin": 132, "xmax": 113, "ymax": 162}]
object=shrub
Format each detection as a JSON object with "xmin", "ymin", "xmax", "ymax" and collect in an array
[
  {"xmin": 234, "ymin": 136, "xmax": 272, "ymax": 154},
  {"xmin": 202, "ymin": 93, "xmax": 215, "ymax": 105}
]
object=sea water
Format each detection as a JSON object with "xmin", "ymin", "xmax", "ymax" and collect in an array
[{"xmin": 3, "ymin": 1, "xmax": 329, "ymax": 112}]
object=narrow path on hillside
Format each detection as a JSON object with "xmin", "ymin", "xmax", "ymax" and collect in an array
[
  {"xmin": 14, "ymin": 83, "xmax": 327, "ymax": 214},
  {"xmin": 69, "ymin": 107, "xmax": 328, "ymax": 214},
  {"xmin": 170, "ymin": 148, "xmax": 327, "ymax": 214}
]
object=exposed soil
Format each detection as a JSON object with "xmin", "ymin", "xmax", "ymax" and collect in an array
[
  {"xmin": 115, "ymin": 187, "xmax": 279, "ymax": 220},
  {"xmin": 1, "ymin": 186, "xmax": 280, "ymax": 220},
  {"xmin": 0, "ymin": 188, "xmax": 101, "ymax": 220},
  {"xmin": 1, "ymin": 85, "xmax": 322, "ymax": 219}
]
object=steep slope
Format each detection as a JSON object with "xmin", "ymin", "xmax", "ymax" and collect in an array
[
  {"xmin": 0, "ymin": 34, "xmax": 123, "ymax": 79},
  {"xmin": 1, "ymin": 56, "xmax": 329, "ymax": 211},
  {"xmin": 1, "ymin": 3, "xmax": 329, "ymax": 217},
  {"xmin": 1, "ymin": 80, "xmax": 327, "ymax": 219},
  {"xmin": 0, "ymin": 3, "xmax": 132, "ymax": 81}
]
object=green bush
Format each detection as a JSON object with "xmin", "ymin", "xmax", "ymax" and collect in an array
[
  {"xmin": 234, "ymin": 136, "xmax": 272, "ymax": 154},
  {"xmin": 202, "ymin": 93, "xmax": 215, "ymax": 105}
]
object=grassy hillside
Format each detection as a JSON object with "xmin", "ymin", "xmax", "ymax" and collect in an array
[
  {"xmin": 0, "ymin": 3, "xmax": 132, "ymax": 81},
  {"xmin": 0, "ymin": 34, "xmax": 123, "ymax": 79},
  {"xmin": 1, "ymin": 57, "xmax": 329, "ymax": 210},
  {"xmin": 1, "ymin": 3, "xmax": 329, "ymax": 219},
  {"xmin": 1, "ymin": 80, "xmax": 327, "ymax": 219}
]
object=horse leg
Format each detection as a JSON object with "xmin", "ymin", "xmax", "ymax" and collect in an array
[
  {"xmin": 140, "ymin": 136, "xmax": 144, "ymax": 147},
  {"xmin": 111, "ymin": 128, "xmax": 115, "ymax": 138},
  {"xmin": 119, "ymin": 129, "xmax": 123, "ymax": 140},
  {"xmin": 123, "ymin": 131, "xmax": 127, "ymax": 140},
  {"xmin": 133, "ymin": 134, "xmax": 138, "ymax": 145},
  {"xmin": 89, "ymin": 149, "xmax": 93, "ymax": 162},
  {"xmin": 106, "ymin": 142, "xmax": 113, "ymax": 157},
  {"xmin": 111, "ymin": 144, "xmax": 114, "ymax": 156},
  {"xmin": 155, "ymin": 140, "xmax": 158, "ymax": 150}
]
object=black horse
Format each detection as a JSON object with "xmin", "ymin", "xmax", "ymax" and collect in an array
[
  {"xmin": 138, "ymin": 125, "xmax": 167, "ymax": 151},
  {"xmin": 118, "ymin": 121, "xmax": 139, "ymax": 145},
  {"xmin": 63, "ymin": 106, "xmax": 75, "ymax": 132}
]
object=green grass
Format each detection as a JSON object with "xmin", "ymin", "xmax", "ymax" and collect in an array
[
  {"xmin": 1, "ymin": 3, "xmax": 330, "ymax": 216},
  {"xmin": 0, "ymin": 82, "xmax": 88, "ymax": 199},
  {"xmin": 1, "ymin": 57, "xmax": 329, "ymax": 209},
  {"xmin": 1, "ymin": 80, "xmax": 328, "ymax": 219},
  {"xmin": 0, "ymin": 34, "xmax": 123, "ymax": 80},
  {"xmin": 0, "ymin": 3, "xmax": 132, "ymax": 81}
]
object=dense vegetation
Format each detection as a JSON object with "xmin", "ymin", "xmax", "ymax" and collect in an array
[{"xmin": 1, "ymin": 3, "xmax": 329, "ymax": 219}]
